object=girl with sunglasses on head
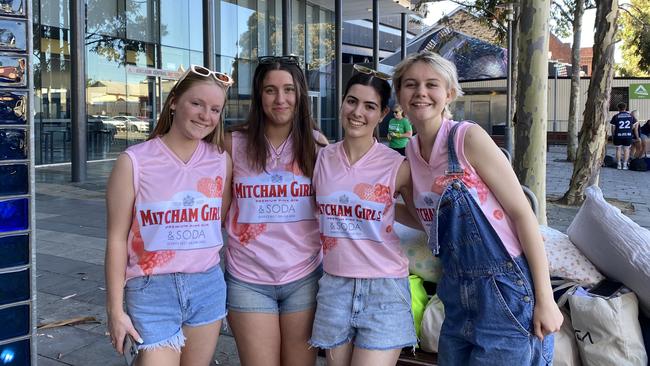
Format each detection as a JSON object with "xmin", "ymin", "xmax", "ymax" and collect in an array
[
  {"xmin": 224, "ymin": 55, "xmax": 328, "ymax": 366},
  {"xmin": 105, "ymin": 65, "xmax": 233, "ymax": 366},
  {"xmin": 309, "ymin": 70, "xmax": 416, "ymax": 366},
  {"xmin": 393, "ymin": 51, "xmax": 562, "ymax": 365}
]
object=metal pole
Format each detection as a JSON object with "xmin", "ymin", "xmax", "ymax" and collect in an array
[
  {"xmin": 282, "ymin": 0, "xmax": 291, "ymax": 55},
  {"xmin": 335, "ymin": 0, "xmax": 342, "ymax": 140},
  {"xmin": 554, "ymin": 64, "xmax": 558, "ymax": 132},
  {"xmin": 203, "ymin": 0, "xmax": 215, "ymax": 69},
  {"xmin": 504, "ymin": 3, "xmax": 513, "ymax": 155},
  {"xmin": 372, "ymin": 0, "xmax": 379, "ymax": 71},
  {"xmin": 70, "ymin": 0, "xmax": 86, "ymax": 182},
  {"xmin": 401, "ymin": 12, "xmax": 407, "ymax": 60}
]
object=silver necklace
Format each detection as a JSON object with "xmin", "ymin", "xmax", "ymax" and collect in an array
[{"xmin": 265, "ymin": 134, "xmax": 290, "ymax": 168}]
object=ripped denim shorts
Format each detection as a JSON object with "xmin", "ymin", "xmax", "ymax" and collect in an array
[{"xmin": 124, "ymin": 265, "xmax": 227, "ymax": 351}]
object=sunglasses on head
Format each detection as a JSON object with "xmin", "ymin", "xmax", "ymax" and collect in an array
[
  {"xmin": 258, "ymin": 55, "xmax": 300, "ymax": 66},
  {"xmin": 177, "ymin": 65, "xmax": 234, "ymax": 88},
  {"xmin": 353, "ymin": 64, "xmax": 391, "ymax": 81}
]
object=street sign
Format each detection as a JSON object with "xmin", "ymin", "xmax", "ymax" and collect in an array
[{"xmin": 630, "ymin": 83, "xmax": 650, "ymax": 99}]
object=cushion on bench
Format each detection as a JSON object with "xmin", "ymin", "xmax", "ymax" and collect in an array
[
  {"xmin": 567, "ymin": 186, "xmax": 650, "ymax": 316},
  {"xmin": 539, "ymin": 225, "xmax": 604, "ymax": 286}
]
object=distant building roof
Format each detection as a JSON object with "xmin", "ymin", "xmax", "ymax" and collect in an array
[{"xmin": 382, "ymin": 26, "xmax": 507, "ymax": 81}]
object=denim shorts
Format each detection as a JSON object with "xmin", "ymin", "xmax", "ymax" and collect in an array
[
  {"xmin": 309, "ymin": 273, "xmax": 417, "ymax": 350},
  {"xmin": 125, "ymin": 265, "xmax": 227, "ymax": 350},
  {"xmin": 225, "ymin": 267, "xmax": 322, "ymax": 314}
]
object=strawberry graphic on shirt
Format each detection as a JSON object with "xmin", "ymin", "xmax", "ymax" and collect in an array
[
  {"xmin": 284, "ymin": 161, "xmax": 303, "ymax": 176},
  {"xmin": 432, "ymin": 169, "xmax": 489, "ymax": 204},
  {"xmin": 353, "ymin": 183, "xmax": 393, "ymax": 213},
  {"xmin": 231, "ymin": 208, "xmax": 266, "ymax": 245},
  {"xmin": 130, "ymin": 216, "xmax": 175, "ymax": 275},
  {"xmin": 197, "ymin": 176, "xmax": 224, "ymax": 198},
  {"xmin": 321, "ymin": 234, "xmax": 338, "ymax": 255}
]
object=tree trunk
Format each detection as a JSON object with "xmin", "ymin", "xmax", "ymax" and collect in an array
[
  {"xmin": 567, "ymin": 0, "xmax": 585, "ymax": 162},
  {"xmin": 560, "ymin": 0, "xmax": 619, "ymax": 205},
  {"xmin": 514, "ymin": 0, "xmax": 550, "ymax": 225},
  {"xmin": 510, "ymin": 3, "xmax": 520, "ymax": 158}
]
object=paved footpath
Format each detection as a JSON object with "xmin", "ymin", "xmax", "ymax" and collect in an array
[{"xmin": 33, "ymin": 145, "xmax": 649, "ymax": 365}]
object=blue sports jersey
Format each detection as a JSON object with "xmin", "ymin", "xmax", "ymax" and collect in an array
[{"xmin": 610, "ymin": 112, "xmax": 636, "ymax": 139}]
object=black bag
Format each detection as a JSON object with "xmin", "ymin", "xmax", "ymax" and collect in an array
[
  {"xmin": 603, "ymin": 155, "xmax": 618, "ymax": 168},
  {"xmin": 629, "ymin": 158, "xmax": 648, "ymax": 171}
]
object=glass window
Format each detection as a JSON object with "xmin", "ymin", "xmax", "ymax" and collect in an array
[
  {"xmin": 190, "ymin": 51, "xmax": 204, "ymax": 67},
  {"xmin": 40, "ymin": 0, "xmax": 69, "ymax": 28},
  {"xmin": 86, "ymin": 35, "xmax": 130, "ymax": 159},
  {"xmin": 125, "ymin": 41, "xmax": 156, "ymax": 67},
  {"xmin": 87, "ymin": 0, "xmax": 125, "ymax": 38},
  {"xmin": 161, "ymin": 46, "xmax": 190, "ymax": 71},
  {"xmin": 217, "ymin": 1, "xmax": 238, "ymax": 58},
  {"xmin": 126, "ymin": 0, "xmax": 158, "ymax": 43},
  {"xmin": 161, "ymin": 0, "xmax": 189, "ymax": 48},
  {"xmin": 252, "ymin": 0, "xmax": 281, "ymax": 57},
  {"xmin": 291, "ymin": 0, "xmax": 305, "ymax": 61},
  {"xmin": 188, "ymin": 0, "xmax": 204, "ymax": 51},
  {"xmin": 237, "ymin": 0, "xmax": 257, "ymax": 60}
]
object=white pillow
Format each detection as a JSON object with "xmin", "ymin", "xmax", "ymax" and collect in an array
[
  {"xmin": 394, "ymin": 223, "xmax": 442, "ymax": 283},
  {"xmin": 539, "ymin": 225, "xmax": 604, "ymax": 286},
  {"xmin": 567, "ymin": 185, "xmax": 650, "ymax": 316}
]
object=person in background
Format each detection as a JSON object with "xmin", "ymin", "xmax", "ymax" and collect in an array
[
  {"xmin": 632, "ymin": 116, "xmax": 649, "ymax": 159},
  {"xmin": 610, "ymin": 104, "xmax": 639, "ymax": 169},
  {"xmin": 105, "ymin": 65, "xmax": 233, "ymax": 366},
  {"xmin": 224, "ymin": 55, "xmax": 328, "ymax": 366},
  {"xmin": 387, "ymin": 104, "xmax": 413, "ymax": 156}
]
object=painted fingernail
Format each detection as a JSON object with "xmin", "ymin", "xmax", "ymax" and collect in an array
[{"xmin": 137, "ymin": 337, "xmax": 144, "ymax": 344}]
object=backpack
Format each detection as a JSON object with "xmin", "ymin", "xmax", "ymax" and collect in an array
[
  {"xmin": 603, "ymin": 155, "xmax": 617, "ymax": 168},
  {"xmin": 629, "ymin": 158, "xmax": 648, "ymax": 172}
]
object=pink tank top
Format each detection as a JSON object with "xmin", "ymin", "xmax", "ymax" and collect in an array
[
  {"xmin": 124, "ymin": 137, "xmax": 227, "ymax": 281},
  {"xmin": 313, "ymin": 141, "xmax": 408, "ymax": 278},
  {"xmin": 225, "ymin": 131, "xmax": 321, "ymax": 285},
  {"xmin": 406, "ymin": 119, "xmax": 522, "ymax": 257}
]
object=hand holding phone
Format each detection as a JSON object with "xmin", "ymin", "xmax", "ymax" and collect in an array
[{"xmin": 123, "ymin": 335, "xmax": 139, "ymax": 366}]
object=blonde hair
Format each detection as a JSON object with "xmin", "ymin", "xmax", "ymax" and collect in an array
[
  {"xmin": 149, "ymin": 72, "xmax": 229, "ymax": 152},
  {"xmin": 392, "ymin": 51, "xmax": 463, "ymax": 119}
]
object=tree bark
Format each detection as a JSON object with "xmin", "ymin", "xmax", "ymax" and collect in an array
[
  {"xmin": 514, "ymin": 0, "xmax": 550, "ymax": 225},
  {"xmin": 510, "ymin": 3, "xmax": 520, "ymax": 158},
  {"xmin": 567, "ymin": 0, "xmax": 585, "ymax": 162},
  {"xmin": 560, "ymin": 0, "xmax": 619, "ymax": 205}
]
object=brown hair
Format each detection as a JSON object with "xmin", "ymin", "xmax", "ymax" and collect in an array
[
  {"xmin": 231, "ymin": 59, "xmax": 324, "ymax": 177},
  {"xmin": 149, "ymin": 72, "xmax": 229, "ymax": 152}
]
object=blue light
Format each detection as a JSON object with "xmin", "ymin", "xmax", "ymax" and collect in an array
[{"xmin": 0, "ymin": 349, "xmax": 14, "ymax": 364}]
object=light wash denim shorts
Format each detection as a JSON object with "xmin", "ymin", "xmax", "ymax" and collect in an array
[
  {"xmin": 225, "ymin": 267, "xmax": 322, "ymax": 314},
  {"xmin": 309, "ymin": 273, "xmax": 417, "ymax": 350},
  {"xmin": 124, "ymin": 265, "xmax": 227, "ymax": 351}
]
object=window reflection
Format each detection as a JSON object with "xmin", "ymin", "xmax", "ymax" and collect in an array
[
  {"xmin": 126, "ymin": 0, "xmax": 158, "ymax": 43},
  {"xmin": 87, "ymin": 0, "xmax": 124, "ymax": 38},
  {"xmin": 32, "ymin": 0, "xmax": 339, "ymax": 164}
]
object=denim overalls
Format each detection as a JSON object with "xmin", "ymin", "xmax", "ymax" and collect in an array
[{"xmin": 428, "ymin": 122, "xmax": 553, "ymax": 365}]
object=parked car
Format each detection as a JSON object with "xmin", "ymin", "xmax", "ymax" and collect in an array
[
  {"xmin": 89, "ymin": 115, "xmax": 118, "ymax": 136},
  {"xmin": 100, "ymin": 115, "xmax": 126, "ymax": 132},
  {"xmin": 112, "ymin": 115, "xmax": 150, "ymax": 133}
]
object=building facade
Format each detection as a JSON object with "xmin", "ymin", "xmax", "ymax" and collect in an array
[{"xmin": 33, "ymin": 0, "xmax": 417, "ymax": 166}]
